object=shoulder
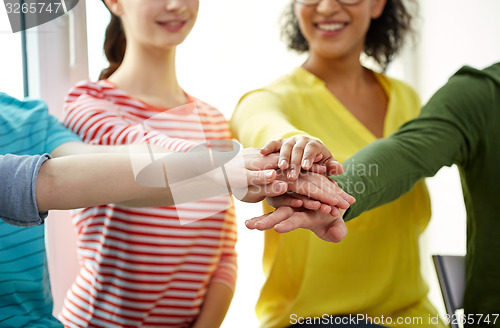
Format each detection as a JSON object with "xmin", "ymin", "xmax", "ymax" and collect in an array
[
  {"xmin": 63, "ymin": 80, "xmax": 125, "ymax": 114},
  {"xmin": 236, "ymin": 69, "xmax": 305, "ymax": 111},
  {"xmin": 0, "ymin": 92, "xmax": 55, "ymax": 125},
  {"xmin": 65, "ymin": 80, "xmax": 120, "ymax": 106},
  {"xmin": 247, "ymin": 68, "xmax": 306, "ymax": 100},
  {"xmin": 449, "ymin": 63, "xmax": 500, "ymax": 91},
  {"xmin": 379, "ymin": 74, "xmax": 421, "ymax": 119},
  {"xmin": 190, "ymin": 96, "xmax": 227, "ymax": 121},
  {"xmin": 66, "ymin": 80, "xmax": 105, "ymax": 100},
  {"xmin": 382, "ymin": 74, "xmax": 419, "ymax": 101}
]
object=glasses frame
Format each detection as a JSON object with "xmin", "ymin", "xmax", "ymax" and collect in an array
[{"xmin": 295, "ymin": 0, "xmax": 364, "ymax": 6}]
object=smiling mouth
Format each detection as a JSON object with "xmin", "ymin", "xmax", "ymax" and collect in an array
[
  {"xmin": 157, "ymin": 21, "xmax": 186, "ymax": 27},
  {"xmin": 316, "ymin": 23, "xmax": 346, "ymax": 32}
]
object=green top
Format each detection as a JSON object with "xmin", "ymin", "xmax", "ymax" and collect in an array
[{"xmin": 333, "ymin": 63, "xmax": 500, "ymax": 323}]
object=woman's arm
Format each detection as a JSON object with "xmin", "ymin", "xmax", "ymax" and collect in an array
[
  {"xmin": 37, "ymin": 150, "xmax": 288, "ymax": 212},
  {"xmin": 245, "ymin": 65, "xmax": 494, "ymax": 236},
  {"xmin": 191, "ymin": 209, "xmax": 237, "ymax": 328},
  {"xmin": 191, "ymin": 282, "xmax": 234, "ymax": 328},
  {"xmin": 337, "ymin": 66, "xmax": 490, "ymax": 221}
]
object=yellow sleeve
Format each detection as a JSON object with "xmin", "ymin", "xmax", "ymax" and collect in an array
[{"xmin": 230, "ymin": 90, "xmax": 315, "ymax": 148}]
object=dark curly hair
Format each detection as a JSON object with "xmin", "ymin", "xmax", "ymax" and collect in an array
[{"xmin": 280, "ymin": 0, "xmax": 417, "ymax": 71}]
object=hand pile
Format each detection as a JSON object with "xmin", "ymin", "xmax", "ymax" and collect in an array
[{"xmin": 240, "ymin": 136, "xmax": 355, "ymax": 243}]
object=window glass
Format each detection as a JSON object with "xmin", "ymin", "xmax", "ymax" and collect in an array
[{"xmin": 0, "ymin": 7, "xmax": 24, "ymax": 99}]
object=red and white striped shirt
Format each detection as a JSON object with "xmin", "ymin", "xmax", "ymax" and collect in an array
[{"xmin": 60, "ymin": 80, "xmax": 237, "ymax": 328}]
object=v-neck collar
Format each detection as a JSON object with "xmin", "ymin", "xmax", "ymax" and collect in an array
[{"xmin": 293, "ymin": 67, "xmax": 394, "ymax": 142}]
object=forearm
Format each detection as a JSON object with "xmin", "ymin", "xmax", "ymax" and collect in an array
[
  {"xmin": 334, "ymin": 113, "xmax": 466, "ymax": 221},
  {"xmin": 36, "ymin": 153, "xmax": 175, "ymax": 211},
  {"xmin": 192, "ymin": 282, "xmax": 234, "ymax": 328},
  {"xmin": 335, "ymin": 69, "xmax": 489, "ymax": 221},
  {"xmin": 37, "ymin": 149, "xmax": 281, "ymax": 211},
  {"xmin": 37, "ymin": 152, "xmax": 237, "ymax": 210}
]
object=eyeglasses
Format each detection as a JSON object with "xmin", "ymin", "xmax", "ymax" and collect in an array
[{"xmin": 295, "ymin": 0, "xmax": 364, "ymax": 6}]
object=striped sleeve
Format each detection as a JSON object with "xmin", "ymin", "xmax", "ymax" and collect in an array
[
  {"xmin": 209, "ymin": 203, "xmax": 238, "ymax": 290},
  {"xmin": 62, "ymin": 81, "xmax": 197, "ymax": 151}
]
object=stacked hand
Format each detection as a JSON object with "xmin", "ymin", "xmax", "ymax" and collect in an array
[
  {"xmin": 223, "ymin": 146, "xmax": 333, "ymax": 204},
  {"xmin": 245, "ymin": 136, "xmax": 356, "ymax": 243}
]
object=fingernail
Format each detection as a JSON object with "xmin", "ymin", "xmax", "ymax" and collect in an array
[
  {"xmin": 342, "ymin": 193, "xmax": 356, "ymax": 203},
  {"xmin": 266, "ymin": 170, "xmax": 274, "ymax": 179},
  {"xmin": 302, "ymin": 159, "xmax": 311, "ymax": 169},
  {"xmin": 339, "ymin": 199, "xmax": 350, "ymax": 208},
  {"xmin": 274, "ymin": 182, "xmax": 286, "ymax": 192},
  {"xmin": 279, "ymin": 160, "xmax": 287, "ymax": 168}
]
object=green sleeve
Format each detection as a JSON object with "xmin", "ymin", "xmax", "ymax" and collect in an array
[{"xmin": 334, "ymin": 66, "xmax": 492, "ymax": 221}]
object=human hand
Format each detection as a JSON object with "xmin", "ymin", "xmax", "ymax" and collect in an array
[
  {"xmin": 205, "ymin": 147, "xmax": 286, "ymax": 202},
  {"xmin": 275, "ymin": 170, "xmax": 355, "ymax": 212},
  {"xmin": 245, "ymin": 206, "xmax": 348, "ymax": 243},
  {"xmin": 260, "ymin": 136, "xmax": 344, "ymax": 180},
  {"xmin": 228, "ymin": 148, "xmax": 326, "ymax": 203}
]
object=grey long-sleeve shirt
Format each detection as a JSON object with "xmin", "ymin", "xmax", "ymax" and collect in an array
[{"xmin": 0, "ymin": 154, "xmax": 50, "ymax": 226}]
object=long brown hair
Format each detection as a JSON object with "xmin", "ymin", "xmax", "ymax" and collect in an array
[{"xmin": 99, "ymin": 1, "xmax": 127, "ymax": 80}]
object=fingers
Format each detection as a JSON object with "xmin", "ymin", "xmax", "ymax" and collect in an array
[
  {"xmin": 330, "ymin": 179, "xmax": 356, "ymax": 205},
  {"xmin": 243, "ymin": 150, "xmax": 280, "ymax": 171},
  {"xmin": 246, "ymin": 169, "xmax": 276, "ymax": 187},
  {"xmin": 238, "ymin": 180, "xmax": 288, "ymax": 203},
  {"xmin": 288, "ymin": 138, "xmax": 309, "ymax": 180},
  {"xmin": 326, "ymin": 159, "xmax": 345, "ymax": 176},
  {"xmin": 272, "ymin": 211, "xmax": 309, "ymax": 233},
  {"xmin": 308, "ymin": 163, "xmax": 326, "ymax": 174},
  {"xmin": 277, "ymin": 139, "xmax": 295, "ymax": 170},
  {"xmin": 260, "ymin": 140, "xmax": 283, "ymax": 156},
  {"xmin": 272, "ymin": 210, "xmax": 348, "ymax": 243},
  {"xmin": 301, "ymin": 140, "xmax": 323, "ymax": 170},
  {"xmin": 245, "ymin": 206, "xmax": 295, "ymax": 230},
  {"xmin": 260, "ymin": 137, "xmax": 336, "ymax": 181},
  {"xmin": 265, "ymin": 194, "xmax": 303, "ymax": 208},
  {"xmin": 279, "ymin": 192, "xmax": 322, "ymax": 211},
  {"xmin": 322, "ymin": 217, "xmax": 348, "ymax": 243},
  {"xmin": 287, "ymin": 180, "xmax": 332, "ymax": 205}
]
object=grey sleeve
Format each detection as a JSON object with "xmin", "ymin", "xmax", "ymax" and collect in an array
[{"xmin": 0, "ymin": 154, "xmax": 51, "ymax": 226}]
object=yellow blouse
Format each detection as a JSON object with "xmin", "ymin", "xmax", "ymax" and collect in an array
[{"xmin": 231, "ymin": 67, "xmax": 444, "ymax": 328}]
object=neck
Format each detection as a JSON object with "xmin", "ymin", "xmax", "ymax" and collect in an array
[
  {"xmin": 302, "ymin": 53, "xmax": 367, "ymax": 91},
  {"xmin": 108, "ymin": 44, "xmax": 187, "ymax": 108}
]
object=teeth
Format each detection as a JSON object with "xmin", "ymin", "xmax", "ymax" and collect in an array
[
  {"xmin": 317, "ymin": 23, "xmax": 344, "ymax": 31},
  {"xmin": 162, "ymin": 21, "xmax": 183, "ymax": 26}
]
